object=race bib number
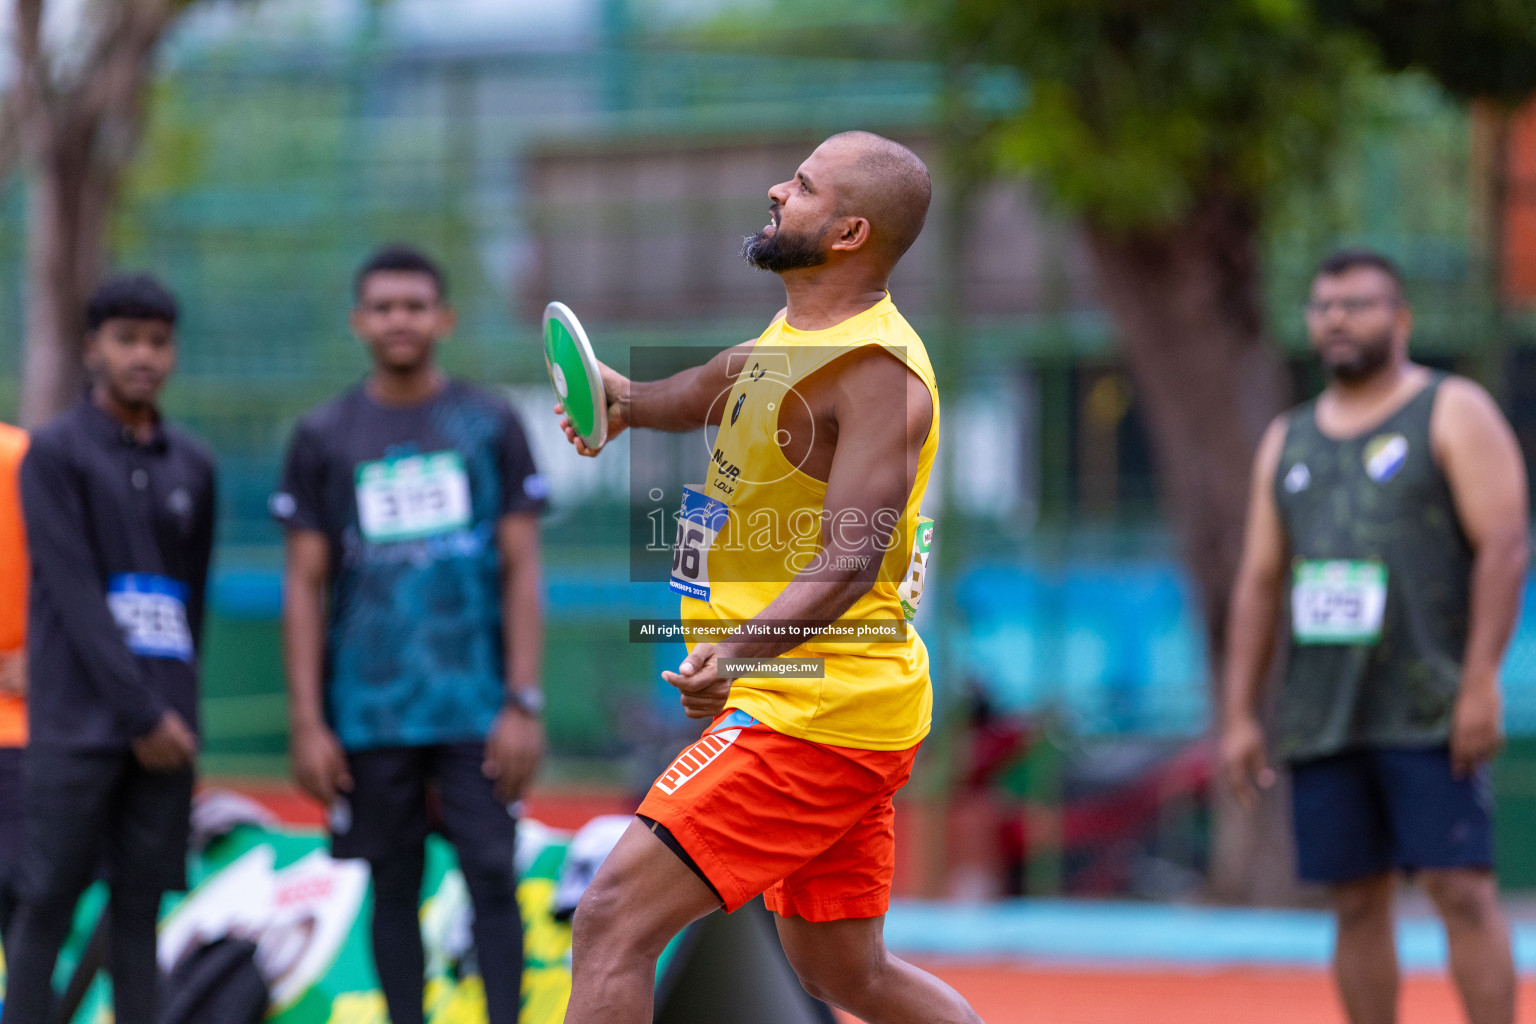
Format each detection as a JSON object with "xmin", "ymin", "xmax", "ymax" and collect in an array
[
  {"xmin": 898, "ymin": 516, "xmax": 934, "ymax": 623},
  {"xmin": 1292, "ymin": 560, "xmax": 1388, "ymax": 645},
  {"xmin": 670, "ymin": 485, "xmax": 729, "ymax": 602},
  {"xmin": 355, "ymin": 451, "xmax": 471, "ymax": 543},
  {"xmin": 108, "ymin": 574, "xmax": 194, "ymax": 661}
]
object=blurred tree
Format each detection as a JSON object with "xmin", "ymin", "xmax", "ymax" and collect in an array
[
  {"xmin": 10, "ymin": 0, "xmax": 233, "ymax": 427},
  {"xmin": 1315, "ymin": 0, "xmax": 1536, "ymax": 101},
  {"xmin": 1316, "ymin": 0, "xmax": 1536, "ymax": 388},
  {"xmin": 935, "ymin": 0, "xmax": 1371, "ymax": 903}
]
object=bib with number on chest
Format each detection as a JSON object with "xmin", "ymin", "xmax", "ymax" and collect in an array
[
  {"xmin": 670, "ymin": 485, "xmax": 730, "ymax": 602},
  {"xmin": 108, "ymin": 573, "xmax": 194, "ymax": 662},
  {"xmin": 1291, "ymin": 560, "xmax": 1388, "ymax": 645},
  {"xmin": 355, "ymin": 451, "xmax": 471, "ymax": 543}
]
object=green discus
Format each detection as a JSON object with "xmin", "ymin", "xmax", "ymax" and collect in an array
[{"xmin": 543, "ymin": 301, "xmax": 608, "ymax": 452}]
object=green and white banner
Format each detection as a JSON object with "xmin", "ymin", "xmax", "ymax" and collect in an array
[{"xmin": 0, "ymin": 823, "xmax": 575, "ymax": 1024}]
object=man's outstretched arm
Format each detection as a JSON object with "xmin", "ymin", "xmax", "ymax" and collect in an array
[{"xmin": 558, "ymin": 341, "xmax": 759, "ymax": 454}]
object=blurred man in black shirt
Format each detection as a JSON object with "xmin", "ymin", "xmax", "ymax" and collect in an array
[{"xmin": 3, "ymin": 275, "xmax": 216, "ymax": 1024}]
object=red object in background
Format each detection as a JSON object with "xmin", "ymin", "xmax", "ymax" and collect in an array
[
  {"xmin": 992, "ymin": 741, "xmax": 1212, "ymax": 896},
  {"xmin": 1506, "ymin": 100, "xmax": 1536, "ymax": 305},
  {"xmin": 1048, "ymin": 741, "xmax": 1210, "ymax": 849},
  {"xmin": 964, "ymin": 718, "xmax": 1033, "ymax": 790}
]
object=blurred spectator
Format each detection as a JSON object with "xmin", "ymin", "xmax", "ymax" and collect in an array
[
  {"xmin": 1223, "ymin": 249, "xmax": 1527, "ymax": 1024},
  {"xmin": 3, "ymin": 274, "xmax": 216, "ymax": 1024},
  {"xmin": 273, "ymin": 245, "xmax": 547, "ymax": 1024}
]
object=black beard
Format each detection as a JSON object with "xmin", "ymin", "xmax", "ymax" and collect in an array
[
  {"xmin": 1324, "ymin": 333, "xmax": 1394, "ymax": 384},
  {"xmin": 740, "ymin": 224, "xmax": 829, "ymax": 272}
]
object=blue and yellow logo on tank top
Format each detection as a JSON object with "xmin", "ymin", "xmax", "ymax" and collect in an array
[{"xmin": 1364, "ymin": 433, "xmax": 1409, "ymax": 483}]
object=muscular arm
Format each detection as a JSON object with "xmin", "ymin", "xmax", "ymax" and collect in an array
[
  {"xmin": 624, "ymin": 341, "xmax": 757, "ymax": 432},
  {"xmin": 1219, "ymin": 417, "xmax": 1289, "ymax": 805},
  {"xmin": 1433, "ymin": 378, "xmax": 1530, "ymax": 772}
]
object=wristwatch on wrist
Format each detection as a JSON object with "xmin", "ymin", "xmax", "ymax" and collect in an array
[{"xmin": 504, "ymin": 687, "xmax": 545, "ymax": 718}]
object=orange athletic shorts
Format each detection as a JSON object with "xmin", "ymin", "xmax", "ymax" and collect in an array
[{"xmin": 635, "ymin": 709, "xmax": 919, "ymax": 923}]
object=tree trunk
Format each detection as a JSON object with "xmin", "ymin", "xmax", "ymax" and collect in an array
[
  {"xmin": 19, "ymin": 147, "xmax": 109, "ymax": 425},
  {"xmin": 1084, "ymin": 186, "xmax": 1296, "ymax": 904},
  {"xmin": 14, "ymin": 0, "xmax": 177, "ymax": 427}
]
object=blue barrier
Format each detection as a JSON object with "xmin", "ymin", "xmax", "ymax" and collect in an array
[
  {"xmin": 884, "ymin": 898, "xmax": 1536, "ymax": 972},
  {"xmin": 958, "ymin": 561, "xmax": 1210, "ymax": 737},
  {"xmin": 204, "ymin": 562, "xmax": 1536, "ymax": 740}
]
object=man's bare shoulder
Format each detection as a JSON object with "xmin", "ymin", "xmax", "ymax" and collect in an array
[
  {"xmin": 1430, "ymin": 374, "xmax": 1514, "ymax": 448},
  {"xmin": 1434, "ymin": 374, "xmax": 1505, "ymax": 421}
]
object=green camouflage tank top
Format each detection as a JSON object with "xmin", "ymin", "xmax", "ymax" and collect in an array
[{"xmin": 1273, "ymin": 374, "xmax": 1471, "ymax": 762}]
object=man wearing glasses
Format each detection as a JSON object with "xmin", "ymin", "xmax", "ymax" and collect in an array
[{"xmin": 1221, "ymin": 248, "xmax": 1527, "ymax": 1024}]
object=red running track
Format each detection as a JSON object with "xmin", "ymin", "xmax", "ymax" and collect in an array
[{"xmin": 836, "ymin": 963, "xmax": 1536, "ymax": 1024}]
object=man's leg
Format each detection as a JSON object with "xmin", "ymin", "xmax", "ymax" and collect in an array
[
  {"xmin": 1374, "ymin": 748, "xmax": 1509, "ymax": 1024},
  {"xmin": 106, "ymin": 888, "xmax": 164, "ymax": 1024},
  {"xmin": 1420, "ymin": 869, "xmax": 1514, "ymax": 1024},
  {"xmin": 0, "ymin": 874, "xmax": 14, "ymax": 953},
  {"xmin": 564, "ymin": 819, "xmax": 722, "ymax": 1024},
  {"xmin": 0, "ymin": 746, "xmax": 24, "ymax": 948},
  {"xmin": 370, "ymin": 844, "xmax": 429, "ymax": 1024},
  {"xmin": 776, "ymin": 914, "xmax": 981, "ymax": 1024},
  {"xmin": 1, "ymin": 750, "xmax": 122, "ymax": 1024},
  {"xmin": 460, "ymin": 856, "xmax": 522, "ymax": 1024},
  {"xmin": 1290, "ymin": 751, "xmax": 1396, "ymax": 1024},
  {"xmin": 433, "ymin": 744, "xmax": 523, "ymax": 1024},
  {"xmin": 764, "ymin": 739, "xmax": 980, "ymax": 1024},
  {"xmin": 109, "ymin": 758, "xmax": 194, "ymax": 1024},
  {"xmin": 1331, "ymin": 872, "xmax": 1399, "ymax": 1024},
  {"xmin": 336, "ymin": 747, "xmax": 432, "ymax": 1024}
]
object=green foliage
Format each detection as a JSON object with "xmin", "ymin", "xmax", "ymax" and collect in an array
[
  {"xmin": 937, "ymin": 0, "xmax": 1371, "ymax": 230},
  {"xmin": 1264, "ymin": 73, "xmax": 1479, "ymax": 346},
  {"xmin": 657, "ymin": 0, "xmax": 927, "ymax": 59},
  {"xmin": 1315, "ymin": 0, "xmax": 1536, "ymax": 104}
]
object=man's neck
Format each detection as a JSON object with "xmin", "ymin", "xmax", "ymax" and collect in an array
[
  {"xmin": 1327, "ymin": 359, "xmax": 1417, "ymax": 406},
  {"xmin": 367, "ymin": 365, "xmax": 445, "ymax": 407},
  {"xmin": 779, "ymin": 264, "xmax": 890, "ymax": 332},
  {"xmin": 91, "ymin": 383, "xmax": 158, "ymax": 443}
]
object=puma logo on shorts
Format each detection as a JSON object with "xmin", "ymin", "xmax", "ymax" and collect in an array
[{"xmin": 655, "ymin": 727, "xmax": 745, "ymax": 795}]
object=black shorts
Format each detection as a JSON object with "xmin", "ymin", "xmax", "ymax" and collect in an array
[
  {"xmin": 20, "ymin": 747, "xmax": 194, "ymax": 896},
  {"xmin": 331, "ymin": 743, "xmax": 517, "ymax": 871},
  {"xmin": 1291, "ymin": 745, "xmax": 1494, "ymax": 884}
]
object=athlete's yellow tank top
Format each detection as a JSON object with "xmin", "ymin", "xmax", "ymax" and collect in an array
[{"xmin": 678, "ymin": 293, "xmax": 939, "ymax": 751}]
